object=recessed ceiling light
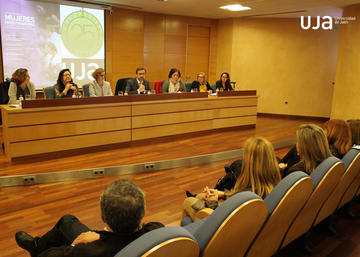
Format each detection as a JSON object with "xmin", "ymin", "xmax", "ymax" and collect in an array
[{"xmin": 220, "ymin": 4, "xmax": 251, "ymax": 11}]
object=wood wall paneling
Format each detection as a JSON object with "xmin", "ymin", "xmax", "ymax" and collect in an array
[{"xmin": 185, "ymin": 26, "xmax": 210, "ymax": 82}]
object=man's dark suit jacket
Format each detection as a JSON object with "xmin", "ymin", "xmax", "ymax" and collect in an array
[
  {"xmin": 125, "ymin": 78, "xmax": 150, "ymax": 94},
  {"xmin": 38, "ymin": 222, "xmax": 164, "ymax": 257}
]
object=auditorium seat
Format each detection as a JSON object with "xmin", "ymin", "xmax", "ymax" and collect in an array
[
  {"xmin": 314, "ymin": 148, "xmax": 360, "ymax": 225},
  {"xmin": 154, "ymin": 80, "xmax": 165, "ymax": 94},
  {"xmin": 114, "ymin": 226, "xmax": 199, "ymax": 257},
  {"xmin": 182, "ymin": 191, "xmax": 267, "ymax": 257},
  {"xmin": 245, "ymin": 171, "xmax": 313, "ymax": 257},
  {"xmin": 185, "ymin": 82, "xmax": 192, "ymax": 92},
  {"xmin": 115, "ymin": 78, "xmax": 131, "ymax": 95},
  {"xmin": 334, "ymin": 148, "xmax": 360, "ymax": 208},
  {"xmin": 280, "ymin": 157, "xmax": 344, "ymax": 249},
  {"xmin": 0, "ymin": 80, "xmax": 10, "ymax": 104},
  {"xmin": 82, "ymin": 84, "xmax": 90, "ymax": 97},
  {"xmin": 211, "ymin": 84, "xmax": 216, "ymax": 92},
  {"xmin": 43, "ymin": 86, "xmax": 55, "ymax": 99}
]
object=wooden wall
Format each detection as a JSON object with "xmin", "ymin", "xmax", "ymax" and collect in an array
[
  {"xmin": 331, "ymin": 4, "xmax": 360, "ymax": 120},
  {"xmin": 105, "ymin": 8, "xmax": 218, "ymax": 91},
  {"xmin": 217, "ymin": 18, "xmax": 340, "ymax": 118}
]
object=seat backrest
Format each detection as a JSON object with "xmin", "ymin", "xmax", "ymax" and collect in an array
[
  {"xmin": 43, "ymin": 86, "xmax": 55, "ymax": 99},
  {"xmin": 154, "ymin": 80, "xmax": 165, "ymax": 94},
  {"xmin": 115, "ymin": 226, "xmax": 199, "ymax": 257},
  {"xmin": 184, "ymin": 191, "xmax": 268, "ymax": 257},
  {"xmin": 336, "ymin": 149, "xmax": 360, "ymax": 208},
  {"xmin": 0, "ymin": 81, "xmax": 10, "ymax": 104},
  {"xmin": 280, "ymin": 157, "xmax": 344, "ymax": 248},
  {"xmin": 82, "ymin": 84, "xmax": 90, "ymax": 97},
  {"xmin": 245, "ymin": 171, "xmax": 313, "ymax": 257},
  {"xmin": 185, "ymin": 82, "xmax": 192, "ymax": 92},
  {"xmin": 115, "ymin": 78, "xmax": 131, "ymax": 95},
  {"xmin": 314, "ymin": 149, "xmax": 360, "ymax": 225},
  {"xmin": 211, "ymin": 84, "xmax": 216, "ymax": 93}
]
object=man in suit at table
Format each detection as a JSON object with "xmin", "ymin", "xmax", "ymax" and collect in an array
[
  {"xmin": 14, "ymin": 179, "xmax": 163, "ymax": 257},
  {"xmin": 125, "ymin": 67, "xmax": 151, "ymax": 94}
]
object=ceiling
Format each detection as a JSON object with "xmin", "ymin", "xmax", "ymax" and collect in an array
[{"xmin": 72, "ymin": 0, "xmax": 360, "ymax": 18}]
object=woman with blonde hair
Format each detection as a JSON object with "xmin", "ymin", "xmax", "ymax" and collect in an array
[
  {"xmin": 323, "ymin": 119, "xmax": 352, "ymax": 158},
  {"xmin": 191, "ymin": 72, "xmax": 213, "ymax": 93},
  {"xmin": 285, "ymin": 124, "xmax": 332, "ymax": 176},
  {"xmin": 89, "ymin": 68, "xmax": 113, "ymax": 97},
  {"xmin": 183, "ymin": 137, "xmax": 281, "ymax": 221}
]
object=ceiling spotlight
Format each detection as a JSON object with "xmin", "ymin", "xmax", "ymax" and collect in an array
[{"xmin": 220, "ymin": 4, "xmax": 251, "ymax": 11}]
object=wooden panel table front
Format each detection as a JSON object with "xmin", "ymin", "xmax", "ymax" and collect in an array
[{"xmin": 1, "ymin": 95, "xmax": 257, "ymax": 160}]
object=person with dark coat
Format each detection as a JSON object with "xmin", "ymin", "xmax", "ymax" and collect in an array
[{"xmin": 14, "ymin": 179, "xmax": 164, "ymax": 257}]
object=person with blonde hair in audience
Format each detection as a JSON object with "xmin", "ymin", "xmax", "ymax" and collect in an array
[
  {"xmin": 347, "ymin": 119, "xmax": 360, "ymax": 146},
  {"xmin": 183, "ymin": 137, "xmax": 281, "ymax": 221},
  {"xmin": 8, "ymin": 68, "xmax": 36, "ymax": 104},
  {"xmin": 89, "ymin": 68, "xmax": 113, "ymax": 97},
  {"xmin": 191, "ymin": 72, "xmax": 213, "ymax": 93},
  {"xmin": 323, "ymin": 119, "xmax": 352, "ymax": 158},
  {"xmin": 283, "ymin": 124, "xmax": 332, "ymax": 177}
]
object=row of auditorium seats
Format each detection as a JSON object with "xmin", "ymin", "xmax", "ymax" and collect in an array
[{"xmin": 114, "ymin": 148, "xmax": 360, "ymax": 257}]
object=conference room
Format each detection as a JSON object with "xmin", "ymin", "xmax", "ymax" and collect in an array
[{"xmin": 0, "ymin": 0, "xmax": 360, "ymax": 256}]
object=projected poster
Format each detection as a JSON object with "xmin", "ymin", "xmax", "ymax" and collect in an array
[{"xmin": 0, "ymin": 0, "xmax": 105, "ymax": 88}]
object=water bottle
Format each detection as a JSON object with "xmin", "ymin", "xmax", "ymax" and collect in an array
[
  {"xmin": 191, "ymin": 88, "xmax": 194, "ymax": 93},
  {"xmin": 19, "ymin": 94, "xmax": 24, "ymax": 107},
  {"xmin": 124, "ymin": 91, "xmax": 128, "ymax": 96},
  {"xmin": 72, "ymin": 91, "xmax": 77, "ymax": 98}
]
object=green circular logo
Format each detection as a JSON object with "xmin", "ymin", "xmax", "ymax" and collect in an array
[{"xmin": 61, "ymin": 9, "xmax": 103, "ymax": 57}]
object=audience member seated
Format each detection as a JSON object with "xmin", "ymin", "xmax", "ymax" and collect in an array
[
  {"xmin": 323, "ymin": 119, "xmax": 352, "ymax": 158},
  {"xmin": 89, "ymin": 68, "xmax": 113, "ymax": 97},
  {"xmin": 191, "ymin": 72, "xmax": 213, "ymax": 93},
  {"xmin": 279, "ymin": 120, "xmax": 352, "ymax": 174},
  {"xmin": 14, "ymin": 179, "xmax": 163, "ymax": 257},
  {"xmin": 125, "ymin": 67, "xmax": 150, "ymax": 95},
  {"xmin": 347, "ymin": 119, "xmax": 360, "ymax": 145},
  {"xmin": 215, "ymin": 72, "xmax": 233, "ymax": 91},
  {"xmin": 183, "ymin": 137, "xmax": 281, "ymax": 221},
  {"xmin": 162, "ymin": 68, "xmax": 186, "ymax": 93},
  {"xmin": 281, "ymin": 124, "xmax": 332, "ymax": 177},
  {"xmin": 54, "ymin": 68, "xmax": 80, "ymax": 98},
  {"xmin": 8, "ymin": 68, "xmax": 36, "ymax": 104}
]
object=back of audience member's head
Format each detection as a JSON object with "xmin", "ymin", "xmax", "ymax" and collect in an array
[
  {"xmin": 100, "ymin": 179, "xmax": 145, "ymax": 233},
  {"xmin": 11, "ymin": 68, "xmax": 28, "ymax": 85},
  {"xmin": 347, "ymin": 119, "xmax": 360, "ymax": 145},
  {"xmin": 323, "ymin": 119, "xmax": 352, "ymax": 156},
  {"xmin": 232, "ymin": 137, "xmax": 281, "ymax": 198},
  {"xmin": 296, "ymin": 124, "xmax": 332, "ymax": 174}
]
